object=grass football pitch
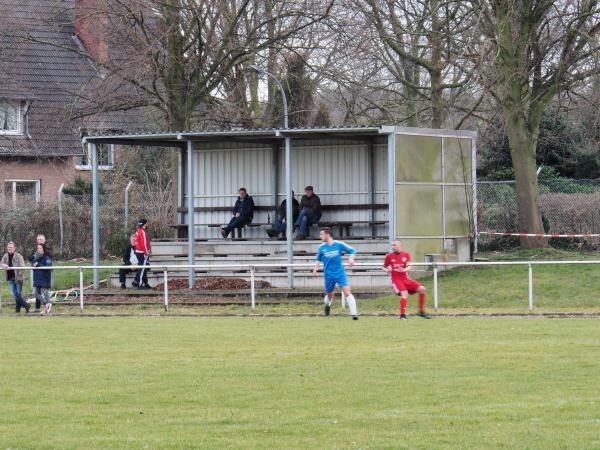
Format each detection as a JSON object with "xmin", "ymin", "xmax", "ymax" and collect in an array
[{"xmin": 1, "ymin": 316, "xmax": 599, "ymax": 449}]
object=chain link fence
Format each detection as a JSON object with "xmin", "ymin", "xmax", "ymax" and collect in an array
[
  {"xmin": 0, "ymin": 187, "xmax": 174, "ymax": 258},
  {"xmin": 477, "ymin": 178, "xmax": 600, "ymax": 250},
  {"xmin": 3, "ymin": 178, "xmax": 599, "ymax": 257}
]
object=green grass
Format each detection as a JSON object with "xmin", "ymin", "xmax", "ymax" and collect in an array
[
  {"xmin": 3, "ymin": 249, "xmax": 600, "ymax": 315},
  {"xmin": 1, "ymin": 316, "xmax": 599, "ymax": 448},
  {"xmin": 0, "ymin": 260, "xmax": 114, "ymax": 300}
]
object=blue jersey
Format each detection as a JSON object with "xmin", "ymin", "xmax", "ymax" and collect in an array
[{"xmin": 316, "ymin": 240, "xmax": 357, "ymax": 278}]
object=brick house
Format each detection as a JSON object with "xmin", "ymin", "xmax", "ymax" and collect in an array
[{"xmin": 0, "ymin": 0, "xmax": 131, "ymax": 206}]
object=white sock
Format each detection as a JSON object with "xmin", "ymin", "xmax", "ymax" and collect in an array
[
  {"xmin": 345, "ymin": 294, "xmax": 358, "ymax": 316},
  {"xmin": 323, "ymin": 295, "xmax": 332, "ymax": 306}
]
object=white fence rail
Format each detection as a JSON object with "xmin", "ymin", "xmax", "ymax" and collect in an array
[{"xmin": 1, "ymin": 260, "xmax": 599, "ymax": 313}]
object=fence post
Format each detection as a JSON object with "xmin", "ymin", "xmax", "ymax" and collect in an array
[
  {"xmin": 341, "ymin": 291, "xmax": 346, "ymax": 309},
  {"xmin": 79, "ymin": 267, "xmax": 84, "ymax": 312},
  {"xmin": 433, "ymin": 264, "xmax": 439, "ymax": 312},
  {"xmin": 163, "ymin": 268, "xmax": 169, "ymax": 311},
  {"xmin": 528, "ymin": 263, "xmax": 534, "ymax": 311},
  {"xmin": 57, "ymin": 183, "xmax": 65, "ymax": 256},
  {"xmin": 124, "ymin": 181, "xmax": 133, "ymax": 233},
  {"xmin": 250, "ymin": 266, "xmax": 256, "ymax": 310}
]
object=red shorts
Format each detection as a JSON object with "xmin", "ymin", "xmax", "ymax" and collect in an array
[{"xmin": 392, "ymin": 279, "xmax": 422, "ymax": 295}]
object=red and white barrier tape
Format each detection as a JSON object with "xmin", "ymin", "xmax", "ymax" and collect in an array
[{"xmin": 478, "ymin": 231, "xmax": 600, "ymax": 239}]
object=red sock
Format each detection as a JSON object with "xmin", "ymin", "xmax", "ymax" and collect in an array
[
  {"xmin": 400, "ymin": 297, "xmax": 407, "ymax": 315},
  {"xmin": 418, "ymin": 293, "xmax": 426, "ymax": 312}
]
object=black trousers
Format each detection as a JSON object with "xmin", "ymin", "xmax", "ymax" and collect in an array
[
  {"xmin": 223, "ymin": 216, "xmax": 252, "ymax": 237},
  {"xmin": 119, "ymin": 267, "xmax": 134, "ymax": 284},
  {"xmin": 133, "ymin": 253, "xmax": 149, "ymax": 285}
]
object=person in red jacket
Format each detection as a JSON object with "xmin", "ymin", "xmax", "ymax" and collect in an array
[
  {"xmin": 383, "ymin": 240, "xmax": 430, "ymax": 320},
  {"xmin": 133, "ymin": 219, "xmax": 151, "ymax": 289}
]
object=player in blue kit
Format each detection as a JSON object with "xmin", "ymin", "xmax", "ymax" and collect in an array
[{"xmin": 312, "ymin": 228, "xmax": 359, "ymax": 320}]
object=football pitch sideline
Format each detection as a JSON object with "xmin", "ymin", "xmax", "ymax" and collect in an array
[{"xmin": 1, "ymin": 316, "xmax": 599, "ymax": 449}]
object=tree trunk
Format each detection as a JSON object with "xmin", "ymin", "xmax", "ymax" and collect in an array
[
  {"xmin": 505, "ymin": 116, "xmax": 547, "ymax": 248},
  {"xmin": 429, "ymin": 68, "xmax": 443, "ymax": 128}
]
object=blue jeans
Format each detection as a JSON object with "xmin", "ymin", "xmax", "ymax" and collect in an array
[
  {"xmin": 294, "ymin": 210, "xmax": 321, "ymax": 236},
  {"xmin": 8, "ymin": 280, "xmax": 29, "ymax": 312},
  {"xmin": 223, "ymin": 216, "xmax": 252, "ymax": 237}
]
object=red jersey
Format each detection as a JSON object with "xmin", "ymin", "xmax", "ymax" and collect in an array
[
  {"xmin": 135, "ymin": 228, "xmax": 151, "ymax": 255},
  {"xmin": 384, "ymin": 251, "xmax": 411, "ymax": 281}
]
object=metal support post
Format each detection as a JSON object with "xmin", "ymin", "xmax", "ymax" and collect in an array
[
  {"xmin": 79, "ymin": 267, "xmax": 84, "ymax": 312},
  {"xmin": 57, "ymin": 183, "xmax": 64, "ymax": 256},
  {"xmin": 187, "ymin": 140, "xmax": 196, "ymax": 289},
  {"xmin": 367, "ymin": 139, "xmax": 376, "ymax": 238},
  {"xmin": 164, "ymin": 269, "xmax": 169, "ymax": 311},
  {"xmin": 124, "ymin": 181, "xmax": 133, "ymax": 232},
  {"xmin": 528, "ymin": 263, "xmax": 534, "ymax": 311},
  {"xmin": 250, "ymin": 267, "xmax": 256, "ymax": 310},
  {"xmin": 91, "ymin": 143, "xmax": 100, "ymax": 289},
  {"xmin": 387, "ymin": 133, "xmax": 396, "ymax": 243},
  {"xmin": 285, "ymin": 136, "xmax": 293, "ymax": 288},
  {"xmin": 433, "ymin": 264, "xmax": 439, "ymax": 312}
]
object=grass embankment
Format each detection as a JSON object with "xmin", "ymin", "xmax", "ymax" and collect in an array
[
  {"xmin": 0, "ymin": 260, "xmax": 114, "ymax": 304},
  {"xmin": 0, "ymin": 316, "xmax": 599, "ymax": 449},
  {"xmin": 2, "ymin": 249, "xmax": 600, "ymax": 315}
]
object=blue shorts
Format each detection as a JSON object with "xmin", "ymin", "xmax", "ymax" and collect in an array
[{"xmin": 324, "ymin": 273, "xmax": 349, "ymax": 293}]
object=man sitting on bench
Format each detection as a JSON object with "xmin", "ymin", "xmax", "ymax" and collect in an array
[
  {"xmin": 266, "ymin": 191, "xmax": 300, "ymax": 239},
  {"xmin": 295, "ymin": 185, "xmax": 322, "ymax": 240},
  {"xmin": 221, "ymin": 187, "xmax": 255, "ymax": 238}
]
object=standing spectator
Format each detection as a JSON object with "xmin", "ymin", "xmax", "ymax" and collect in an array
[
  {"xmin": 32, "ymin": 243, "xmax": 52, "ymax": 315},
  {"xmin": 28, "ymin": 234, "xmax": 49, "ymax": 312},
  {"xmin": 119, "ymin": 234, "xmax": 139, "ymax": 289},
  {"xmin": 1, "ymin": 242, "xmax": 30, "ymax": 313},
  {"xmin": 133, "ymin": 219, "xmax": 152, "ymax": 289},
  {"xmin": 220, "ymin": 188, "xmax": 255, "ymax": 238},
  {"xmin": 294, "ymin": 186, "xmax": 322, "ymax": 240},
  {"xmin": 266, "ymin": 191, "xmax": 300, "ymax": 239}
]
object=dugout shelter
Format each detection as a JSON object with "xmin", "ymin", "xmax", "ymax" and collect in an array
[{"xmin": 83, "ymin": 126, "xmax": 477, "ymax": 289}]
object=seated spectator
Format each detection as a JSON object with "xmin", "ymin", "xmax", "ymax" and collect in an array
[
  {"xmin": 32, "ymin": 243, "xmax": 52, "ymax": 315},
  {"xmin": 294, "ymin": 186, "xmax": 322, "ymax": 240},
  {"xmin": 1, "ymin": 241, "xmax": 29, "ymax": 313},
  {"xmin": 119, "ymin": 234, "xmax": 139, "ymax": 289},
  {"xmin": 220, "ymin": 188, "xmax": 255, "ymax": 238},
  {"xmin": 266, "ymin": 191, "xmax": 300, "ymax": 239}
]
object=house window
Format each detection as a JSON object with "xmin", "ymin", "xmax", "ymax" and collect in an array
[
  {"xmin": 76, "ymin": 144, "xmax": 115, "ymax": 170},
  {"xmin": 0, "ymin": 101, "xmax": 22, "ymax": 135},
  {"xmin": 3, "ymin": 180, "xmax": 40, "ymax": 207}
]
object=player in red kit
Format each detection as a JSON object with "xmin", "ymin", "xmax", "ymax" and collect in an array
[{"xmin": 383, "ymin": 240, "xmax": 431, "ymax": 320}]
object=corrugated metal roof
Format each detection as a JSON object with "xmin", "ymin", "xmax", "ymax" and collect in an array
[
  {"xmin": 84, "ymin": 126, "xmax": 389, "ymax": 144},
  {"xmin": 84, "ymin": 125, "xmax": 477, "ymax": 144}
]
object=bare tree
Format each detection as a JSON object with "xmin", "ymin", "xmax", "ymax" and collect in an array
[
  {"xmin": 325, "ymin": 0, "xmax": 482, "ymax": 128},
  {"xmin": 12, "ymin": 0, "xmax": 332, "ymax": 131},
  {"xmin": 474, "ymin": 0, "xmax": 600, "ymax": 247}
]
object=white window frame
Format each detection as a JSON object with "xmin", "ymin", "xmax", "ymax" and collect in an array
[
  {"xmin": 4, "ymin": 179, "xmax": 41, "ymax": 207},
  {"xmin": 0, "ymin": 101, "xmax": 23, "ymax": 136},
  {"xmin": 75, "ymin": 143, "xmax": 115, "ymax": 170}
]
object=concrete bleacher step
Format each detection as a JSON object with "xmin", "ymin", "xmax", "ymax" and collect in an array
[
  {"xmin": 151, "ymin": 239, "xmax": 390, "ymax": 257},
  {"xmin": 110, "ymin": 270, "xmax": 391, "ymax": 289}
]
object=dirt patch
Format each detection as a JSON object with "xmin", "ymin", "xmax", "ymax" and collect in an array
[{"xmin": 153, "ymin": 277, "xmax": 272, "ymax": 290}]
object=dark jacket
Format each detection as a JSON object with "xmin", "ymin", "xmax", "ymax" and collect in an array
[
  {"xmin": 32, "ymin": 253, "xmax": 52, "ymax": 288},
  {"xmin": 232, "ymin": 195, "xmax": 255, "ymax": 220},
  {"xmin": 300, "ymin": 193, "xmax": 322, "ymax": 216},
  {"xmin": 279, "ymin": 198, "xmax": 300, "ymax": 221},
  {"xmin": 122, "ymin": 245, "xmax": 136, "ymax": 266},
  {"xmin": 28, "ymin": 242, "xmax": 52, "ymax": 263}
]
